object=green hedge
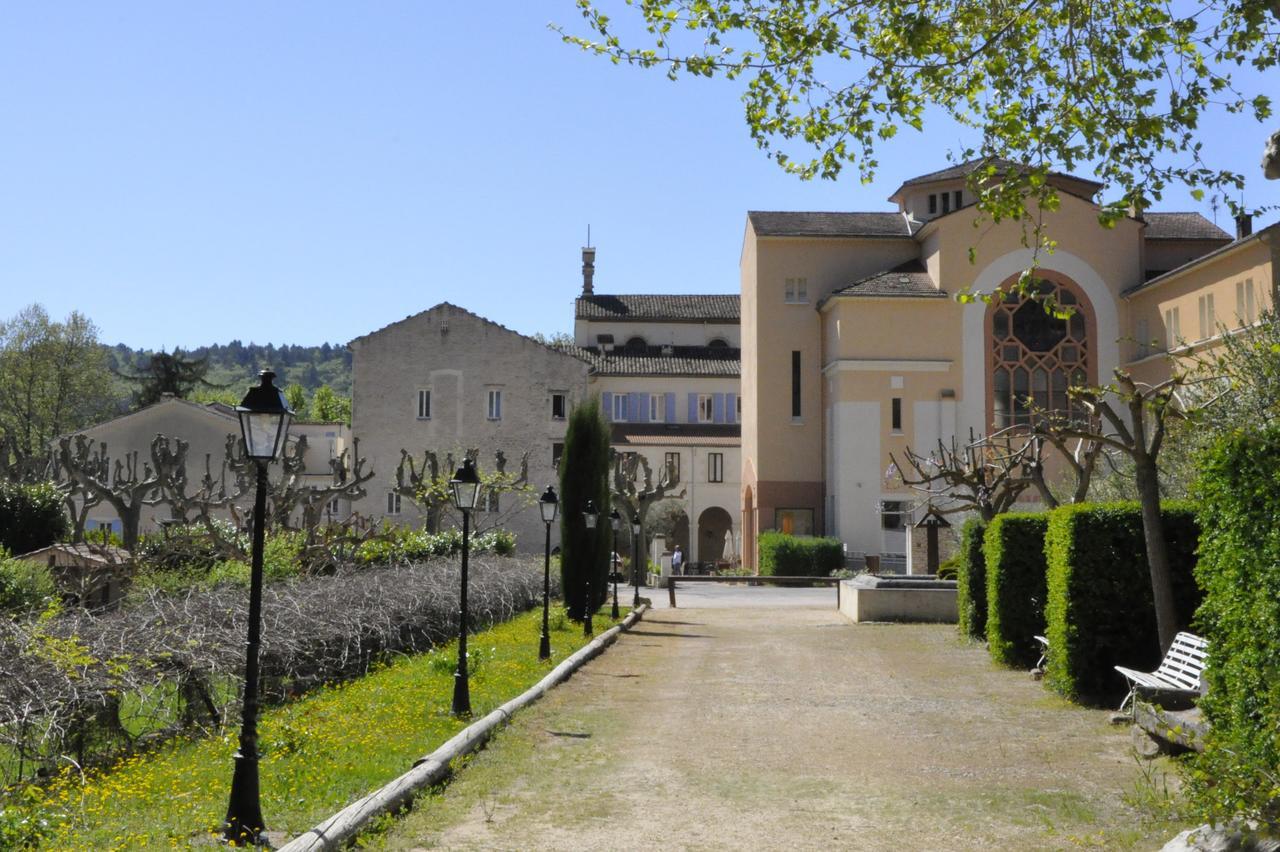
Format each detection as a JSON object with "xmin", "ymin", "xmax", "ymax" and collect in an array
[
  {"xmin": 1043, "ymin": 502, "xmax": 1201, "ymax": 704},
  {"xmin": 984, "ymin": 513, "xmax": 1048, "ymax": 668},
  {"xmin": 1187, "ymin": 426, "xmax": 1280, "ymax": 826},
  {"xmin": 0, "ymin": 481, "xmax": 67, "ymax": 556},
  {"xmin": 758, "ymin": 532, "xmax": 844, "ymax": 577},
  {"xmin": 957, "ymin": 518, "xmax": 988, "ymax": 641}
]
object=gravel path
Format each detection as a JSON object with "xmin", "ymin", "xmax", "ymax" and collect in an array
[{"xmin": 376, "ymin": 602, "xmax": 1178, "ymax": 851}]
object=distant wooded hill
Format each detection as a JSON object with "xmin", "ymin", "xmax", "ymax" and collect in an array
[{"xmin": 106, "ymin": 341, "xmax": 352, "ymax": 400}]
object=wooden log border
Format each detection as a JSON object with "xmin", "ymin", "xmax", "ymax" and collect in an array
[{"xmin": 278, "ymin": 604, "xmax": 650, "ymax": 851}]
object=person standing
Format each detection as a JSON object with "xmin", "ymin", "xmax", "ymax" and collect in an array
[{"xmin": 671, "ymin": 544, "xmax": 684, "ymax": 576}]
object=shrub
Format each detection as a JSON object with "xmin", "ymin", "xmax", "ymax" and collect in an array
[
  {"xmin": 558, "ymin": 396, "xmax": 611, "ymax": 620},
  {"xmin": 135, "ymin": 520, "xmax": 246, "ymax": 573},
  {"xmin": 0, "ymin": 482, "xmax": 67, "ymax": 555},
  {"xmin": 984, "ymin": 512, "xmax": 1048, "ymax": 668},
  {"xmin": 1186, "ymin": 426, "xmax": 1280, "ymax": 827},
  {"xmin": 1043, "ymin": 501, "xmax": 1200, "ymax": 704},
  {"xmin": 757, "ymin": 532, "xmax": 844, "ymax": 577},
  {"xmin": 0, "ymin": 554, "xmax": 57, "ymax": 616},
  {"xmin": 956, "ymin": 518, "xmax": 987, "ymax": 640},
  {"xmin": 936, "ymin": 558, "xmax": 958, "ymax": 581}
]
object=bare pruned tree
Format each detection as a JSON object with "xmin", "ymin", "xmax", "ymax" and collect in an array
[
  {"xmin": 890, "ymin": 428, "xmax": 1034, "ymax": 522},
  {"xmin": 55, "ymin": 434, "xmax": 175, "ymax": 550},
  {"xmin": 392, "ymin": 447, "xmax": 531, "ymax": 534},
  {"xmin": 609, "ymin": 450, "xmax": 685, "ymax": 564}
]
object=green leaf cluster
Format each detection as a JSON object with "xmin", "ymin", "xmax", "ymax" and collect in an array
[
  {"xmin": 984, "ymin": 512, "xmax": 1048, "ymax": 668},
  {"xmin": 1043, "ymin": 501, "xmax": 1200, "ymax": 704},
  {"xmin": 757, "ymin": 531, "xmax": 843, "ymax": 576},
  {"xmin": 1187, "ymin": 425, "xmax": 1280, "ymax": 828},
  {"xmin": 956, "ymin": 517, "xmax": 987, "ymax": 641}
]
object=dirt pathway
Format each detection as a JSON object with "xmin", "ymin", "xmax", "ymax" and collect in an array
[{"xmin": 375, "ymin": 606, "xmax": 1178, "ymax": 851}]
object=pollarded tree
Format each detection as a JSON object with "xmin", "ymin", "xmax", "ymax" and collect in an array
[
  {"xmin": 55, "ymin": 434, "xmax": 172, "ymax": 550},
  {"xmin": 393, "ymin": 447, "xmax": 532, "ymax": 535},
  {"xmin": 609, "ymin": 449, "xmax": 685, "ymax": 571},
  {"xmin": 559, "ymin": 396, "xmax": 611, "ymax": 621},
  {"xmin": 560, "ymin": 1, "xmax": 1279, "ymax": 255},
  {"xmin": 890, "ymin": 429, "xmax": 1035, "ymax": 522}
]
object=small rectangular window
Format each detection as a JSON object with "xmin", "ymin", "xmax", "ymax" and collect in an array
[
  {"xmin": 708, "ymin": 452, "xmax": 724, "ymax": 483},
  {"xmin": 387, "ymin": 492, "xmax": 401, "ymax": 515},
  {"xmin": 1198, "ymin": 294, "xmax": 1215, "ymax": 340},
  {"xmin": 649, "ymin": 393, "xmax": 665, "ymax": 422},
  {"xmin": 784, "ymin": 277, "xmax": 808, "ymax": 304},
  {"xmin": 665, "ymin": 451, "xmax": 680, "ymax": 483},
  {"xmin": 941, "ymin": 192, "xmax": 951, "ymax": 214},
  {"xmin": 954, "ymin": 190, "xmax": 962, "ymax": 209},
  {"xmin": 791, "ymin": 351, "xmax": 802, "ymax": 418},
  {"xmin": 551, "ymin": 393, "xmax": 566, "ymax": 420},
  {"xmin": 482, "ymin": 491, "xmax": 499, "ymax": 513},
  {"xmin": 417, "ymin": 389, "xmax": 431, "ymax": 419},
  {"xmin": 487, "ymin": 389, "xmax": 502, "ymax": 420},
  {"xmin": 735, "ymin": 395, "xmax": 742, "ymax": 422},
  {"xmin": 1238, "ymin": 278, "xmax": 1256, "ymax": 325},
  {"xmin": 928, "ymin": 194, "xmax": 937, "ymax": 215},
  {"xmin": 891, "ymin": 397, "xmax": 902, "ymax": 432},
  {"xmin": 1164, "ymin": 307, "xmax": 1181, "ymax": 349},
  {"xmin": 697, "ymin": 394, "xmax": 714, "ymax": 423},
  {"xmin": 612, "ymin": 393, "xmax": 628, "ymax": 421}
]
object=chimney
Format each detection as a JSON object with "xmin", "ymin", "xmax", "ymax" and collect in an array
[
  {"xmin": 1236, "ymin": 212, "xmax": 1253, "ymax": 240},
  {"xmin": 582, "ymin": 246, "xmax": 596, "ymax": 295}
]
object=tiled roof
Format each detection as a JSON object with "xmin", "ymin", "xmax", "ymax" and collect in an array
[
  {"xmin": 1123, "ymin": 221, "xmax": 1278, "ymax": 297},
  {"xmin": 575, "ymin": 294, "xmax": 739, "ymax": 322},
  {"xmin": 561, "ymin": 345, "xmax": 740, "ymax": 377},
  {"xmin": 825, "ymin": 261, "xmax": 945, "ymax": 300},
  {"xmin": 1143, "ymin": 212, "xmax": 1232, "ymax": 241},
  {"xmin": 747, "ymin": 211, "xmax": 915, "ymax": 238},
  {"xmin": 893, "ymin": 158, "xmax": 1103, "ymax": 193},
  {"xmin": 611, "ymin": 423, "xmax": 741, "ymax": 447}
]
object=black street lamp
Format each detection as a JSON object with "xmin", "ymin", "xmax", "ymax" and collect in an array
[
  {"xmin": 449, "ymin": 457, "xmax": 482, "ymax": 717},
  {"xmin": 609, "ymin": 508, "xmax": 622, "ymax": 619},
  {"xmin": 538, "ymin": 485, "xmax": 558, "ymax": 660},
  {"xmin": 631, "ymin": 512, "xmax": 642, "ymax": 607},
  {"xmin": 582, "ymin": 499, "xmax": 598, "ymax": 637},
  {"xmin": 224, "ymin": 371, "xmax": 293, "ymax": 846}
]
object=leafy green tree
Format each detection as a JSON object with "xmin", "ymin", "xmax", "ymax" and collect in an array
[
  {"xmin": 118, "ymin": 349, "xmax": 220, "ymax": 408},
  {"xmin": 558, "ymin": 396, "xmax": 611, "ymax": 621},
  {"xmin": 0, "ymin": 305, "xmax": 115, "ymax": 473},
  {"xmin": 560, "ymin": 1, "xmax": 1278, "ymax": 239},
  {"xmin": 284, "ymin": 384, "xmax": 308, "ymax": 416},
  {"xmin": 309, "ymin": 385, "xmax": 351, "ymax": 425}
]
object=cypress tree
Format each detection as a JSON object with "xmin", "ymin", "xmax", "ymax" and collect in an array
[{"xmin": 558, "ymin": 396, "xmax": 612, "ymax": 621}]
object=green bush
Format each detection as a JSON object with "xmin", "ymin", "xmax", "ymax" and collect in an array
[
  {"xmin": 0, "ymin": 553, "xmax": 57, "ymax": 616},
  {"xmin": 936, "ymin": 558, "xmax": 958, "ymax": 581},
  {"xmin": 1043, "ymin": 501, "xmax": 1200, "ymax": 704},
  {"xmin": 1186, "ymin": 426, "xmax": 1280, "ymax": 827},
  {"xmin": 757, "ymin": 532, "xmax": 844, "ymax": 577},
  {"xmin": 984, "ymin": 512, "xmax": 1048, "ymax": 668},
  {"xmin": 956, "ymin": 518, "xmax": 988, "ymax": 641},
  {"xmin": 354, "ymin": 525, "xmax": 518, "ymax": 566},
  {"xmin": 0, "ymin": 481, "xmax": 67, "ymax": 555}
]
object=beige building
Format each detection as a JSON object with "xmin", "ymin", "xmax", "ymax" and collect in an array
[
  {"xmin": 65, "ymin": 395, "xmax": 350, "ymax": 537},
  {"xmin": 740, "ymin": 159, "xmax": 1272, "ymax": 571}
]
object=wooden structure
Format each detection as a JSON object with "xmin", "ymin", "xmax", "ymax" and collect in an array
[{"xmin": 13, "ymin": 543, "xmax": 133, "ymax": 612}]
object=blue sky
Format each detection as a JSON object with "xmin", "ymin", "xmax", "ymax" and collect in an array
[{"xmin": 1, "ymin": 3, "xmax": 1275, "ymax": 351}]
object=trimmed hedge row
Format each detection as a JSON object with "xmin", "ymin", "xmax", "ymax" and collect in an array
[
  {"xmin": 0, "ymin": 481, "xmax": 67, "ymax": 556},
  {"xmin": 1188, "ymin": 426, "xmax": 1280, "ymax": 826},
  {"xmin": 956, "ymin": 518, "xmax": 988, "ymax": 641},
  {"xmin": 1043, "ymin": 502, "xmax": 1200, "ymax": 704},
  {"xmin": 758, "ymin": 532, "xmax": 844, "ymax": 577},
  {"xmin": 984, "ymin": 513, "xmax": 1048, "ymax": 668}
]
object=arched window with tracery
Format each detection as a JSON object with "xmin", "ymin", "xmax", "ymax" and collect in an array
[{"xmin": 989, "ymin": 277, "xmax": 1091, "ymax": 429}]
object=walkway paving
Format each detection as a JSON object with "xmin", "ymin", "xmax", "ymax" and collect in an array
[{"xmin": 376, "ymin": 601, "xmax": 1179, "ymax": 851}]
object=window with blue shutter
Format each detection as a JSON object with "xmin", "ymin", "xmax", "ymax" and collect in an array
[
  {"xmin": 687, "ymin": 393, "xmax": 698, "ymax": 423},
  {"xmin": 629, "ymin": 392, "xmax": 646, "ymax": 423},
  {"xmin": 665, "ymin": 392, "xmax": 676, "ymax": 424},
  {"xmin": 712, "ymin": 393, "xmax": 725, "ymax": 424},
  {"xmin": 602, "ymin": 392, "xmax": 613, "ymax": 421}
]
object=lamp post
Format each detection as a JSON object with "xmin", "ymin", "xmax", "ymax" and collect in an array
[
  {"xmin": 582, "ymin": 499, "xmax": 598, "ymax": 636},
  {"xmin": 449, "ymin": 457, "xmax": 482, "ymax": 716},
  {"xmin": 224, "ymin": 371, "xmax": 293, "ymax": 846},
  {"xmin": 538, "ymin": 485, "xmax": 558, "ymax": 660},
  {"xmin": 609, "ymin": 508, "xmax": 622, "ymax": 619},
  {"xmin": 631, "ymin": 512, "xmax": 642, "ymax": 607}
]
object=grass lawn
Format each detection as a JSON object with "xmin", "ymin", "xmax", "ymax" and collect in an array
[{"xmin": 4, "ymin": 605, "xmax": 626, "ymax": 850}]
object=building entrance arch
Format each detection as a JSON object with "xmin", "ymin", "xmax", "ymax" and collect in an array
[{"xmin": 697, "ymin": 506, "xmax": 734, "ymax": 566}]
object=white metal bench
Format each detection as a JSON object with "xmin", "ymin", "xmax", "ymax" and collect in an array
[
  {"xmin": 1114, "ymin": 631, "xmax": 1208, "ymax": 713},
  {"xmin": 1033, "ymin": 634, "xmax": 1049, "ymax": 670}
]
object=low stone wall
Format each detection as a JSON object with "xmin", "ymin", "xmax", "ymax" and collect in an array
[{"xmin": 839, "ymin": 575, "xmax": 958, "ymax": 623}]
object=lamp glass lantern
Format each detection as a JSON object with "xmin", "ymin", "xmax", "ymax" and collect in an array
[
  {"xmin": 539, "ymin": 485, "xmax": 559, "ymax": 524},
  {"xmin": 236, "ymin": 371, "xmax": 293, "ymax": 461},
  {"xmin": 450, "ymin": 458, "xmax": 481, "ymax": 511},
  {"xmin": 609, "ymin": 508, "xmax": 621, "ymax": 532},
  {"xmin": 583, "ymin": 500, "xmax": 598, "ymax": 529},
  {"xmin": 631, "ymin": 514, "xmax": 641, "ymax": 536}
]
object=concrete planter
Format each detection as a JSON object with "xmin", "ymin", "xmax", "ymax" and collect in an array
[{"xmin": 839, "ymin": 574, "xmax": 958, "ymax": 623}]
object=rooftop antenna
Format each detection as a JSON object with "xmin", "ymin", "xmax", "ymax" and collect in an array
[{"xmin": 587, "ymin": 224, "xmax": 591, "ymax": 248}]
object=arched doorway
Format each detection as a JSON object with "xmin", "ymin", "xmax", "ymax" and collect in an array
[{"xmin": 697, "ymin": 506, "xmax": 734, "ymax": 565}]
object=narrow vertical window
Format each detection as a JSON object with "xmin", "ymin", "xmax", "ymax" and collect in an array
[
  {"xmin": 1246, "ymin": 278, "xmax": 1256, "ymax": 324},
  {"xmin": 417, "ymin": 389, "xmax": 431, "ymax": 419},
  {"xmin": 665, "ymin": 451, "xmax": 680, "ymax": 483},
  {"xmin": 552, "ymin": 442, "xmax": 564, "ymax": 470},
  {"xmin": 612, "ymin": 393, "xmax": 627, "ymax": 421},
  {"xmin": 487, "ymin": 389, "xmax": 502, "ymax": 420},
  {"xmin": 649, "ymin": 393, "xmax": 664, "ymax": 422},
  {"xmin": 708, "ymin": 452, "xmax": 724, "ymax": 483},
  {"xmin": 784, "ymin": 278, "xmax": 796, "ymax": 302},
  {"xmin": 954, "ymin": 190, "xmax": 962, "ymax": 209},
  {"xmin": 928, "ymin": 194, "xmax": 937, "ymax": 214},
  {"xmin": 387, "ymin": 492, "xmax": 401, "ymax": 515},
  {"xmin": 551, "ymin": 393, "xmax": 566, "ymax": 420},
  {"xmin": 941, "ymin": 192, "xmax": 951, "ymax": 214},
  {"xmin": 697, "ymin": 394, "xmax": 714, "ymax": 423},
  {"xmin": 735, "ymin": 395, "xmax": 742, "ymax": 422},
  {"xmin": 891, "ymin": 397, "xmax": 902, "ymax": 432},
  {"xmin": 791, "ymin": 351, "xmax": 802, "ymax": 418}
]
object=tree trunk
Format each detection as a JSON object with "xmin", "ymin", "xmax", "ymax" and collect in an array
[{"xmin": 1134, "ymin": 453, "xmax": 1177, "ymax": 653}]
